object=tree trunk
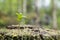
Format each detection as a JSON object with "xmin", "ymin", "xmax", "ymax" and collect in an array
[
  {"xmin": 23, "ymin": 0, "xmax": 27, "ymax": 15},
  {"xmin": 35, "ymin": 0, "xmax": 40, "ymax": 25},
  {"xmin": 52, "ymin": 0, "xmax": 57, "ymax": 29},
  {"xmin": 17, "ymin": 0, "xmax": 21, "ymax": 13},
  {"xmin": 22, "ymin": 0, "xmax": 27, "ymax": 24}
]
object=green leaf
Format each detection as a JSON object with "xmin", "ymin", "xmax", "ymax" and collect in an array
[{"xmin": 16, "ymin": 13, "xmax": 23, "ymax": 21}]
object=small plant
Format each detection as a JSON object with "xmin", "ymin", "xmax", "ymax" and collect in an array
[{"xmin": 16, "ymin": 13, "xmax": 26, "ymax": 24}]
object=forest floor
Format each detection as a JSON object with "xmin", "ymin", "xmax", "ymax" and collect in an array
[{"xmin": 0, "ymin": 25, "xmax": 60, "ymax": 40}]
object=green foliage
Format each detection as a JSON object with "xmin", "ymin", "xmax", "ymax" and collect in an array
[
  {"xmin": 27, "ymin": 0, "xmax": 33, "ymax": 12},
  {"xmin": 16, "ymin": 13, "xmax": 26, "ymax": 23},
  {"xmin": 0, "ymin": 19, "xmax": 7, "ymax": 27},
  {"xmin": 0, "ymin": 0, "xmax": 60, "ymax": 29},
  {"xmin": 16, "ymin": 13, "xmax": 23, "ymax": 21}
]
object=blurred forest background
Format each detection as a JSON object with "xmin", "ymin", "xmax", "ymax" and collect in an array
[{"xmin": 0, "ymin": 0, "xmax": 60, "ymax": 29}]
